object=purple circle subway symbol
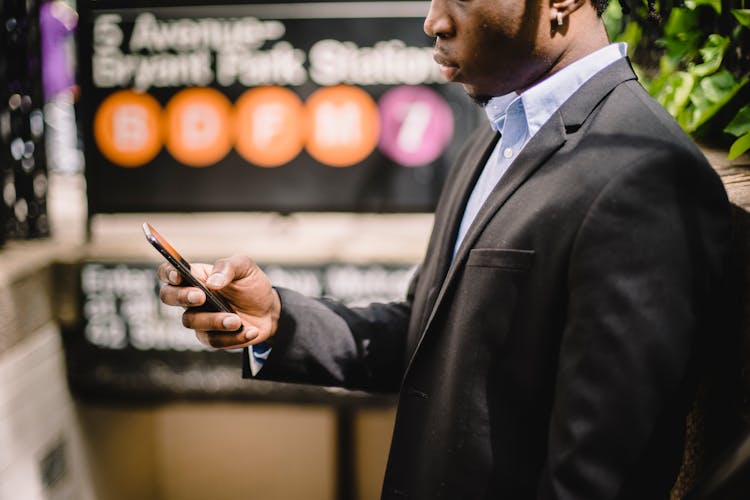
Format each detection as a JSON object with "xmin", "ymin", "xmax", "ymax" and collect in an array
[{"xmin": 378, "ymin": 86, "xmax": 454, "ymax": 167}]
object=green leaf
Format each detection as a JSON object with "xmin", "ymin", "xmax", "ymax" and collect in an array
[
  {"xmin": 664, "ymin": 8, "xmax": 700, "ymax": 37},
  {"xmin": 656, "ymin": 71, "xmax": 696, "ymax": 117},
  {"xmin": 648, "ymin": 72, "xmax": 668, "ymax": 96},
  {"xmin": 701, "ymin": 70, "xmax": 741, "ymax": 102},
  {"xmin": 658, "ymin": 9, "xmax": 703, "ymax": 70},
  {"xmin": 685, "ymin": 71, "xmax": 748, "ymax": 132},
  {"xmin": 690, "ymin": 34, "xmax": 729, "ymax": 77},
  {"xmin": 677, "ymin": 107, "xmax": 693, "ymax": 130},
  {"xmin": 602, "ymin": 1, "xmax": 623, "ymax": 40},
  {"xmin": 728, "ymin": 132, "xmax": 750, "ymax": 160},
  {"xmin": 658, "ymin": 54, "xmax": 676, "ymax": 75},
  {"xmin": 616, "ymin": 22, "xmax": 643, "ymax": 59},
  {"xmin": 725, "ymin": 105, "xmax": 750, "ymax": 137},
  {"xmin": 685, "ymin": 0, "xmax": 722, "ymax": 14},
  {"xmin": 731, "ymin": 9, "xmax": 750, "ymax": 28},
  {"xmin": 658, "ymin": 35, "xmax": 703, "ymax": 71}
]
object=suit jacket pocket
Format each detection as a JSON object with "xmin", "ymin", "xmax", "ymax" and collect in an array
[
  {"xmin": 449, "ymin": 249, "xmax": 534, "ymax": 352},
  {"xmin": 466, "ymin": 248, "xmax": 535, "ymax": 270}
]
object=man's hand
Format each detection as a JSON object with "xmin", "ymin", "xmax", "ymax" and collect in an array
[{"xmin": 157, "ymin": 255, "xmax": 281, "ymax": 350}]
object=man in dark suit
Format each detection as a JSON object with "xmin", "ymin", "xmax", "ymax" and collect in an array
[{"xmin": 158, "ymin": 0, "xmax": 731, "ymax": 497}]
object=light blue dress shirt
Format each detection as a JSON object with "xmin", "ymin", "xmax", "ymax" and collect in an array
[
  {"xmin": 453, "ymin": 42, "xmax": 627, "ymax": 257},
  {"xmin": 250, "ymin": 43, "xmax": 627, "ymax": 376},
  {"xmin": 249, "ymin": 340, "xmax": 271, "ymax": 375}
]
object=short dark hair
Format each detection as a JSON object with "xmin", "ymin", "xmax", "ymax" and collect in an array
[
  {"xmin": 600, "ymin": 0, "xmax": 660, "ymax": 20},
  {"xmin": 592, "ymin": 0, "xmax": 611, "ymax": 16}
]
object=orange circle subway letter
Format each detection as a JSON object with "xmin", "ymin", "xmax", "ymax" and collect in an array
[
  {"xmin": 234, "ymin": 86, "xmax": 305, "ymax": 168},
  {"xmin": 93, "ymin": 90, "xmax": 163, "ymax": 167},
  {"xmin": 304, "ymin": 85, "xmax": 380, "ymax": 168},
  {"xmin": 164, "ymin": 88, "xmax": 234, "ymax": 167}
]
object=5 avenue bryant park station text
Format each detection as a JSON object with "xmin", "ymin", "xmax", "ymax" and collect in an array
[{"xmin": 89, "ymin": 11, "xmax": 456, "ymax": 169}]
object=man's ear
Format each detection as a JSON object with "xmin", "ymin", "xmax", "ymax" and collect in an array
[{"xmin": 549, "ymin": 0, "xmax": 587, "ymax": 26}]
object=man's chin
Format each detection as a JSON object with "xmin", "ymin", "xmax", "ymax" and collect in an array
[
  {"xmin": 463, "ymin": 86, "xmax": 493, "ymax": 107},
  {"xmin": 457, "ymin": 81, "xmax": 492, "ymax": 106}
]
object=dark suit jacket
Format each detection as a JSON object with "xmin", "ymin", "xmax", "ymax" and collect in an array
[{"xmin": 246, "ymin": 59, "xmax": 731, "ymax": 499}]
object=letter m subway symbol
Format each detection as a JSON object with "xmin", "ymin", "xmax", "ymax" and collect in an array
[
  {"xmin": 304, "ymin": 85, "xmax": 379, "ymax": 168},
  {"xmin": 313, "ymin": 102, "xmax": 362, "ymax": 148}
]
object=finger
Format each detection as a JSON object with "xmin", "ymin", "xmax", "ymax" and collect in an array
[
  {"xmin": 195, "ymin": 326, "xmax": 259, "ymax": 350},
  {"xmin": 205, "ymin": 255, "xmax": 256, "ymax": 290},
  {"xmin": 182, "ymin": 309, "xmax": 252, "ymax": 334},
  {"xmin": 157, "ymin": 262, "xmax": 182, "ymax": 285},
  {"xmin": 160, "ymin": 283, "xmax": 206, "ymax": 307}
]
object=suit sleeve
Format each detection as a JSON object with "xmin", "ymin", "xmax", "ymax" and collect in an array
[
  {"xmin": 243, "ymin": 267, "xmax": 419, "ymax": 393},
  {"xmin": 538, "ymin": 150, "xmax": 730, "ymax": 498}
]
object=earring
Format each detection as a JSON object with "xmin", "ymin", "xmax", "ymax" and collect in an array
[{"xmin": 556, "ymin": 11, "xmax": 564, "ymax": 26}]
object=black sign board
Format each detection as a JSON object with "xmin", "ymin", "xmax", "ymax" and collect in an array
[
  {"xmin": 77, "ymin": 0, "xmax": 479, "ymax": 214},
  {"xmin": 62, "ymin": 261, "xmax": 415, "ymax": 403}
]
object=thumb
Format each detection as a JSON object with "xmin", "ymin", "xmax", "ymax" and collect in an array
[{"xmin": 205, "ymin": 255, "xmax": 256, "ymax": 290}]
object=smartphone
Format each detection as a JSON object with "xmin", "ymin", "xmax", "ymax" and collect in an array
[{"xmin": 143, "ymin": 222, "xmax": 236, "ymax": 314}]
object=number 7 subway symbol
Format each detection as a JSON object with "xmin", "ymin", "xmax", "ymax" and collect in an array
[{"xmin": 378, "ymin": 85, "xmax": 454, "ymax": 167}]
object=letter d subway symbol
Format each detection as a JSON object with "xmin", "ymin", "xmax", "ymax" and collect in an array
[{"xmin": 164, "ymin": 88, "xmax": 234, "ymax": 167}]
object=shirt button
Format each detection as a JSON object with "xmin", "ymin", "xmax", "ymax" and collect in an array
[{"xmin": 503, "ymin": 147, "xmax": 513, "ymax": 158}]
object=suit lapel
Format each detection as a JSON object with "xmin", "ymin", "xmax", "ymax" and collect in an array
[
  {"xmin": 419, "ymin": 112, "xmax": 567, "ymax": 339},
  {"xmin": 429, "ymin": 126, "xmax": 499, "ymax": 291},
  {"xmin": 405, "ymin": 58, "xmax": 638, "ymax": 375},
  {"xmin": 453, "ymin": 111, "xmax": 566, "ymax": 267},
  {"xmin": 409, "ymin": 126, "xmax": 498, "ymax": 342}
]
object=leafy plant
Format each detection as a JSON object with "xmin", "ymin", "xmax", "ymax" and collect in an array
[{"xmin": 605, "ymin": 0, "xmax": 750, "ymax": 160}]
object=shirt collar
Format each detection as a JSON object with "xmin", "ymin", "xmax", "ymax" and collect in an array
[
  {"xmin": 484, "ymin": 42, "xmax": 627, "ymax": 136},
  {"xmin": 484, "ymin": 92, "xmax": 518, "ymax": 132}
]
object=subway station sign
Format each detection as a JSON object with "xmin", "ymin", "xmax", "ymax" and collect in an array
[{"xmin": 77, "ymin": 1, "xmax": 479, "ymax": 213}]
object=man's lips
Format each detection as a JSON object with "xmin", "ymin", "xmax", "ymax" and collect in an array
[{"xmin": 434, "ymin": 54, "xmax": 459, "ymax": 81}]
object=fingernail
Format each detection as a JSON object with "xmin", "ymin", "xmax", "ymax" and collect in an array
[
  {"xmin": 187, "ymin": 291, "xmax": 202, "ymax": 304},
  {"xmin": 244, "ymin": 327, "xmax": 259, "ymax": 341},
  {"xmin": 207, "ymin": 274, "xmax": 225, "ymax": 287},
  {"xmin": 222, "ymin": 315, "xmax": 241, "ymax": 330},
  {"xmin": 169, "ymin": 270, "xmax": 179, "ymax": 283}
]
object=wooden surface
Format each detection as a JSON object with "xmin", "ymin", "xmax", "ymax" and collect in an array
[{"xmin": 704, "ymin": 147, "xmax": 750, "ymax": 210}]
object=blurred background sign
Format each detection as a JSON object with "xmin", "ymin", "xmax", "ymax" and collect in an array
[
  {"xmin": 65, "ymin": 260, "xmax": 415, "ymax": 402},
  {"xmin": 77, "ymin": 0, "xmax": 479, "ymax": 214}
]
